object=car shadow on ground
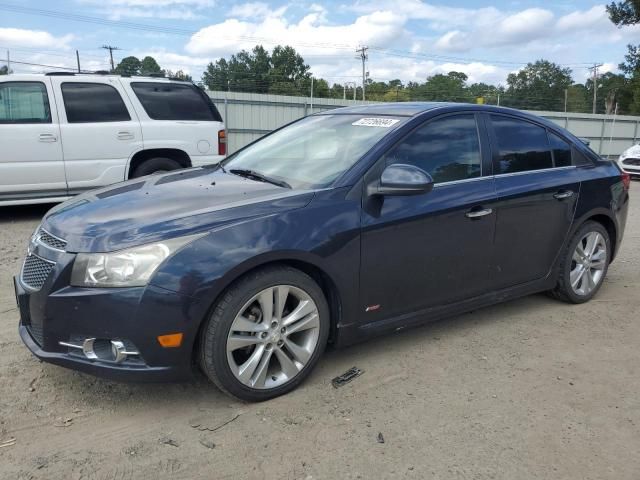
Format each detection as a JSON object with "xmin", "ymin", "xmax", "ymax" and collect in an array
[
  {"xmin": 0, "ymin": 204, "xmax": 55, "ymax": 223},
  {"xmin": 34, "ymin": 291, "xmax": 560, "ymax": 409}
]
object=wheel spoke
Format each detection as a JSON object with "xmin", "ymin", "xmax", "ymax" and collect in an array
[
  {"xmin": 231, "ymin": 315, "xmax": 268, "ymax": 334},
  {"xmin": 283, "ymin": 300, "xmax": 316, "ymax": 327},
  {"xmin": 286, "ymin": 312, "xmax": 319, "ymax": 335},
  {"xmin": 274, "ymin": 348, "xmax": 300, "ymax": 379},
  {"xmin": 591, "ymin": 249, "xmax": 606, "ymax": 269},
  {"xmin": 237, "ymin": 344, "xmax": 266, "ymax": 383},
  {"xmin": 251, "ymin": 348, "xmax": 273, "ymax": 388},
  {"xmin": 284, "ymin": 338, "xmax": 312, "ymax": 365},
  {"xmin": 570, "ymin": 266, "xmax": 585, "ymax": 288},
  {"xmin": 584, "ymin": 269, "xmax": 596, "ymax": 292},
  {"xmin": 227, "ymin": 334, "xmax": 262, "ymax": 351},
  {"xmin": 584, "ymin": 233, "xmax": 600, "ymax": 257},
  {"xmin": 258, "ymin": 288, "xmax": 274, "ymax": 323},
  {"xmin": 274, "ymin": 286, "xmax": 289, "ymax": 321}
]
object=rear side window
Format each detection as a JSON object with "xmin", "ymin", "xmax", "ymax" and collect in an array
[
  {"xmin": 0, "ymin": 82, "xmax": 51, "ymax": 123},
  {"xmin": 130, "ymin": 82, "xmax": 222, "ymax": 121},
  {"xmin": 491, "ymin": 116, "xmax": 553, "ymax": 174},
  {"xmin": 61, "ymin": 83, "xmax": 131, "ymax": 123},
  {"xmin": 548, "ymin": 132, "xmax": 572, "ymax": 167},
  {"xmin": 385, "ymin": 114, "xmax": 482, "ymax": 183}
]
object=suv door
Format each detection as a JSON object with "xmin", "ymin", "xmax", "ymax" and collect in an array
[
  {"xmin": 359, "ymin": 113, "xmax": 497, "ymax": 323},
  {"xmin": 487, "ymin": 114, "xmax": 580, "ymax": 289},
  {"xmin": 49, "ymin": 78, "xmax": 143, "ymax": 192},
  {"xmin": 0, "ymin": 80, "xmax": 66, "ymax": 202}
]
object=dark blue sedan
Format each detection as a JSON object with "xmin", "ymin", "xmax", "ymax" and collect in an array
[{"xmin": 15, "ymin": 103, "xmax": 630, "ymax": 401}]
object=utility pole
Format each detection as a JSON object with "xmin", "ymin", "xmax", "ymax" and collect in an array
[
  {"xmin": 356, "ymin": 46, "xmax": 368, "ymax": 101},
  {"xmin": 310, "ymin": 77, "xmax": 314, "ymax": 114},
  {"xmin": 564, "ymin": 88, "xmax": 568, "ymax": 113},
  {"xmin": 6, "ymin": 50, "xmax": 10, "ymax": 73},
  {"xmin": 589, "ymin": 63, "xmax": 603, "ymax": 114},
  {"xmin": 101, "ymin": 45, "xmax": 120, "ymax": 72},
  {"xmin": 76, "ymin": 50, "xmax": 81, "ymax": 73}
]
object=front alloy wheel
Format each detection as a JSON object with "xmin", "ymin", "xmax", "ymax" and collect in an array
[
  {"xmin": 200, "ymin": 266, "xmax": 329, "ymax": 401},
  {"xmin": 226, "ymin": 285, "xmax": 320, "ymax": 389}
]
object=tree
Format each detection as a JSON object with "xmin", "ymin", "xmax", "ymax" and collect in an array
[
  {"xmin": 114, "ymin": 56, "xmax": 163, "ymax": 76},
  {"xmin": 505, "ymin": 60, "xmax": 573, "ymax": 111},
  {"xmin": 412, "ymin": 72, "xmax": 469, "ymax": 102},
  {"xmin": 140, "ymin": 56, "xmax": 163, "ymax": 76},
  {"xmin": 606, "ymin": 0, "xmax": 640, "ymax": 26},
  {"xmin": 166, "ymin": 70, "xmax": 193, "ymax": 82},
  {"xmin": 114, "ymin": 56, "xmax": 141, "ymax": 76},
  {"xmin": 0, "ymin": 65, "xmax": 11, "ymax": 75}
]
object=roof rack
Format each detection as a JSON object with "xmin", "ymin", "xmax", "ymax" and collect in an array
[{"xmin": 45, "ymin": 72, "xmax": 76, "ymax": 76}]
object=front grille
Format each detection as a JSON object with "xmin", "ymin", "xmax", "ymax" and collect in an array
[
  {"xmin": 623, "ymin": 158, "xmax": 640, "ymax": 166},
  {"xmin": 21, "ymin": 254, "xmax": 55, "ymax": 290},
  {"xmin": 38, "ymin": 229, "xmax": 67, "ymax": 250},
  {"xmin": 26, "ymin": 324, "xmax": 44, "ymax": 347}
]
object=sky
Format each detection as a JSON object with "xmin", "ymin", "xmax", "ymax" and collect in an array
[{"xmin": 0, "ymin": 0, "xmax": 639, "ymax": 86}]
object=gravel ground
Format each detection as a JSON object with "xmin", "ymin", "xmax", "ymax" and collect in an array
[{"xmin": 0, "ymin": 184, "xmax": 638, "ymax": 480}]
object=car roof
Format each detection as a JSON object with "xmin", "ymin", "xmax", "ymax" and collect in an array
[
  {"xmin": 319, "ymin": 101, "xmax": 539, "ymax": 117},
  {"xmin": 0, "ymin": 73, "xmax": 190, "ymax": 84}
]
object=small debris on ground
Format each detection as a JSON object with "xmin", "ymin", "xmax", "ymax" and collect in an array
[
  {"xmin": 200, "ymin": 440, "xmax": 216, "ymax": 449},
  {"xmin": 54, "ymin": 417, "xmax": 73, "ymax": 428},
  {"xmin": 0, "ymin": 438, "xmax": 16, "ymax": 448},
  {"xmin": 331, "ymin": 367, "xmax": 364, "ymax": 388},
  {"xmin": 377, "ymin": 432, "xmax": 385, "ymax": 444},
  {"xmin": 160, "ymin": 437, "xmax": 179, "ymax": 447},
  {"xmin": 190, "ymin": 414, "xmax": 240, "ymax": 432}
]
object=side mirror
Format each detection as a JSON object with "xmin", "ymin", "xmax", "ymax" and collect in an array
[{"xmin": 368, "ymin": 164, "xmax": 434, "ymax": 197}]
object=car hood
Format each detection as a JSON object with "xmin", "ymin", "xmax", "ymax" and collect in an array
[
  {"xmin": 620, "ymin": 143, "xmax": 640, "ymax": 160},
  {"xmin": 42, "ymin": 168, "xmax": 315, "ymax": 252}
]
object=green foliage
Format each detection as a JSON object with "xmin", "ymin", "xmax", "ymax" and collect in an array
[
  {"xmin": 606, "ymin": 0, "xmax": 640, "ymax": 26},
  {"xmin": 114, "ymin": 56, "xmax": 141, "ymax": 76},
  {"xmin": 0, "ymin": 65, "xmax": 11, "ymax": 75},
  {"xmin": 166, "ymin": 70, "xmax": 193, "ymax": 82},
  {"xmin": 505, "ymin": 60, "xmax": 573, "ymax": 111},
  {"xmin": 140, "ymin": 56, "xmax": 163, "ymax": 76}
]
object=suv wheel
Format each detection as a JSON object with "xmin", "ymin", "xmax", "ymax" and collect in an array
[
  {"xmin": 131, "ymin": 157, "xmax": 182, "ymax": 178},
  {"xmin": 550, "ymin": 221, "xmax": 610, "ymax": 304},
  {"xmin": 199, "ymin": 266, "xmax": 330, "ymax": 401}
]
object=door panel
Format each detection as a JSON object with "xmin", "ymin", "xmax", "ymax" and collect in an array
[
  {"xmin": 0, "ymin": 81, "xmax": 65, "ymax": 199},
  {"xmin": 50, "ymin": 78, "xmax": 143, "ymax": 191},
  {"xmin": 491, "ymin": 170, "xmax": 579, "ymax": 288},
  {"xmin": 360, "ymin": 179, "xmax": 498, "ymax": 322}
]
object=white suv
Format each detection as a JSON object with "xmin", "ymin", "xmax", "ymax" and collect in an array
[{"xmin": 0, "ymin": 73, "xmax": 226, "ymax": 206}]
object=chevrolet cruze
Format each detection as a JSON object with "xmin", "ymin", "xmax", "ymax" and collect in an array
[{"xmin": 15, "ymin": 103, "xmax": 630, "ymax": 401}]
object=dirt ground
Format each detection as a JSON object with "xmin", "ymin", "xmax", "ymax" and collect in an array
[{"xmin": 0, "ymin": 184, "xmax": 639, "ymax": 480}]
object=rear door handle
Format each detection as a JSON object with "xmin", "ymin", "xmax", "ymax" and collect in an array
[
  {"xmin": 553, "ymin": 190, "xmax": 574, "ymax": 200},
  {"xmin": 466, "ymin": 208, "xmax": 493, "ymax": 219},
  {"xmin": 39, "ymin": 133, "xmax": 57, "ymax": 142},
  {"xmin": 117, "ymin": 131, "xmax": 134, "ymax": 140}
]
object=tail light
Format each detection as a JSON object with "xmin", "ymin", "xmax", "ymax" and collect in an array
[
  {"xmin": 621, "ymin": 172, "xmax": 631, "ymax": 191},
  {"xmin": 218, "ymin": 130, "xmax": 227, "ymax": 156}
]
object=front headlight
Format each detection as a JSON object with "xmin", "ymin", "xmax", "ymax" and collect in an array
[{"xmin": 71, "ymin": 234, "xmax": 204, "ymax": 288}]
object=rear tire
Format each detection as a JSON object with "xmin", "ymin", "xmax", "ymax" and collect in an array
[
  {"xmin": 199, "ymin": 265, "xmax": 330, "ymax": 402},
  {"xmin": 131, "ymin": 157, "xmax": 182, "ymax": 178},
  {"xmin": 550, "ymin": 221, "xmax": 610, "ymax": 304}
]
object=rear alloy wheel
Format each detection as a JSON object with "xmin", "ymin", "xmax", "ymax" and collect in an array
[
  {"xmin": 200, "ymin": 266, "xmax": 329, "ymax": 401},
  {"xmin": 131, "ymin": 157, "xmax": 181, "ymax": 178},
  {"xmin": 550, "ymin": 221, "xmax": 610, "ymax": 304}
]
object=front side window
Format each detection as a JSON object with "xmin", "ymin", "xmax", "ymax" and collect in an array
[
  {"xmin": 224, "ymin": 114, "xmax": 405, "ymax": 189},
  {"xmin": 0, "ymin": 82, "xmax": 51, "ymax": 124},
  {"xmin": 131, "ymin": 82, "xmax": 222, "ymax": 121},
  {"xmin": 61, "ymin": 83, "xmax": 131, "ymax": 123},
  {"xmin": 384, "ymin": 114, "xmax": 482, "ymax": 183},
  {"xmin": 491, "ymin": 116, "xmax": 553, "ymax": 174}
]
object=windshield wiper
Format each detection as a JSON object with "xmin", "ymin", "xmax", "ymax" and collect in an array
[{"xmin": 229, "ymin": 169, "xmax": 291, "ymax": 189}]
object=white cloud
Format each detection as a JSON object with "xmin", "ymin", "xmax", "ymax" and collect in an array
[
  {"xmin": 0, "ymin": 28, "xmax": 74, "ymax": 50},
  {"xmin": 228, "ymin": 2, "xmax": 287, "ymax": 20},
  {"xmin": 77, "ymin": 0, "xmax": 214, "ymax": 19},
  {"xmin": 186, "ymin": 9, "xmax": 406, "ymax": 57}
]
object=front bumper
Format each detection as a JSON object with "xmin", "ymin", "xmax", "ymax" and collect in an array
[
  {"xmin": 15, "ymin": 271, "xmax": 207, "ymax": 382},
  {"xmin": 618, "ymin": 159, "xmax": 640, "ymax": 177}
]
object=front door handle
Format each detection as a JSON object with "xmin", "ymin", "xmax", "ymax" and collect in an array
[
  {"xmin": 466, "ymin": 208, "xmax": 493, "ymax": 219},
  {"xmin": 39, "ymin": 133, "xmax": 57, "ymax": 142},
  {"xmin": 117, "ymin": 131, "xmax": 134, "ymax": 140},
  {"xmin": 553, "ymin": 190, "xmax": 574, "ymax": 200}
]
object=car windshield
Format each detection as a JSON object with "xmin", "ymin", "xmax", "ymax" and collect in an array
[{"xmin": 223, "ymin": 114, "xmax": 405, "ymax": 189}]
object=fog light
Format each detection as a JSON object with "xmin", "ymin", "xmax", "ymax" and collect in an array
[{"xmin": 59, "ymin": 337, "xmax": 140, "ymax": 363}]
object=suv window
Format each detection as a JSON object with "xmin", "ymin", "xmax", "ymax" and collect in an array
[
  {"xmin": 491, "ymin": 116, "xmax": 553, "ymax": 174},
  {"xmin": 130, "ymin": 82, "xmax": 222, "ymax": 121},
  {"xmin": 61, "ymin": 82, "xmax": 131, "ymax": 123},
  {"xmin": 0, "ymin": 82, "xmax": 51, "ymax": 123},
  {"xmin": 384, "ymin": 114, "xmax": 481, "ymax": 183},
  {"xmin": 548, "ymin": 132, "xmax": 572, "ymax": 167}
]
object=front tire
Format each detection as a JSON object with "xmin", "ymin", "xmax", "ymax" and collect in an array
[
  {"xmin": 550, "ymin": 221, "xmax": 610, "ymax": 304},
  {"xmin": 199, "ymin": 266, "xmax": 330, "ymax": 401}
]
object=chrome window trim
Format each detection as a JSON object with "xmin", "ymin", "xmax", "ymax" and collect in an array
[{"xmin": 433, "ymin": 165, "xmax": 578, "ymax": 188}]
